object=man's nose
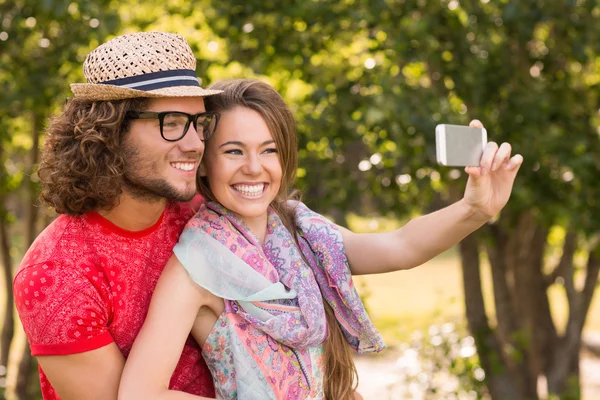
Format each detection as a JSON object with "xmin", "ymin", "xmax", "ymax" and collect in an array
[{"xmin": 177, "ymin": 125, "xmax": 204, "ymax": 154}]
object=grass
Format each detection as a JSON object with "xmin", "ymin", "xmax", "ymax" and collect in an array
[
  {"xmin": 353, "ymin": 248, "xmax": 468, "ymax": 344},
  {"xmin": 351, "ymin": 244, "xmax": 600, "ymax": 346}
]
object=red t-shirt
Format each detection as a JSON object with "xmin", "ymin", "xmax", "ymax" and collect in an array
[{"xmin": 13, "ymin": 201, "xmax": 215, "ymax": 399}]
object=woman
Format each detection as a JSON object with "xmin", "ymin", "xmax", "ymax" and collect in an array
[{"xmin": 118, "ymin": 79, "xmax": 522, "ymax": 399}]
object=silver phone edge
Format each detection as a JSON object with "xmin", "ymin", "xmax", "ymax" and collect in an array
[{"xmin": 435, "ymin": 125, "xmax": 447, "ymax": 166}]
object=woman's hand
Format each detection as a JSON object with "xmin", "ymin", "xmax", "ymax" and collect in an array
[{"xmin": 462, "ymin": 120, "xmax": 523, "ymax": 221}]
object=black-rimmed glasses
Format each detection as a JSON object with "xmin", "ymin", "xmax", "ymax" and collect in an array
[{"xmin": 125, "ymin": 111, "xmax": 220, "ymax": 142}]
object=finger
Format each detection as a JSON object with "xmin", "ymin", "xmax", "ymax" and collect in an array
[
  {"xmin": 492, "ymin": 142, "xmax": 512, "ymax": 171},
  {"xmin": 469, "ymin": 119, "xmax": 484, "ymax": 129},
  {"xmin": 503, "ymin": 154, "xmax": 524, "ymax": 171},
  {"xmin": 465, "ymin": 165, "xmax": 481, "ymax": 178},
  {"xmin": 479, "ymin": 141, "xmax": 498, "ymax": 175}
]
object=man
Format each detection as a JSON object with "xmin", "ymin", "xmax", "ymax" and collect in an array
[{"xmin": 13, "ymin": 31, "xmax": 221, "ymax": 399}]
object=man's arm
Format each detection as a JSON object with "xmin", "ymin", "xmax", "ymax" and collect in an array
[
  {"xmin": 38, "ymin": 345, "xmax": 124, "ymax": 400},
  {"xmin": 14, "ymin": 260, "xmax": 124, "ymax": 400}
]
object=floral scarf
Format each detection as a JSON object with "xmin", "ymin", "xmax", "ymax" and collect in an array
[{"xmin": 173, "ymin": 201, "xmax": 384, "ymax": 398}]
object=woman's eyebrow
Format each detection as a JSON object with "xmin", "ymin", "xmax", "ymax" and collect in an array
[
  {"xmin": 219, "ymin": 141, "xmax": 244, "ymax": 148},
  {"xmin": 219, "ymin": 140, "xmax": 275, "ymax": 148}
]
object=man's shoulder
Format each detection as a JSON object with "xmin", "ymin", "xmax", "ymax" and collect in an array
[
  {"xmin": 18, "ymin": 214, "xmax": 82, "ymax": 271},
  {"xmin": 16, "ymin": 202, "xmax": 194, "ymax": 277},
  {"xmin": 13, "ymin": 214, "xmax": 104, "ymax": 317},
  {"xmin": 14, "ymin": 214, "xmax": 95, "ymax": 295}
]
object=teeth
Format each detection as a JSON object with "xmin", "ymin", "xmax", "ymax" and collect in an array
[
  {"xmin": 233, "ymin": 184, "xmax": 265, "ymax": 197},
  {"xmin": 172, "ymin": 162, "xmax": 195, "ymax": 171}
]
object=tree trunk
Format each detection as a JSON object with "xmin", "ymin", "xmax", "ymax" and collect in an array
[
  {"xmin": 459, "ymin": 232, "xmax": 524, "ymax": 400},
  {"xmin": 485, "ymin": 224, "xmax": 537, "ymax": 398},
  {"xmin": 507, "ymin": 213, "xmax": 556, "ymax": 383},
  {"xmin": 0, "ymin": 144, "xmax": 14, "ymax": 370},
  {"xmin": 0, "ymin": 212, "xmax": 14, "ymax": 371},
  {"xmin": 547, "ymin": 336, "xmax": 581, "ymax": 399},
  {"xmin": 14, "ymin": 113, "xmax": 42, "ymax": 400},
  {"xmin": 14, "ymin": 345, "xmax": 32, "ymax": 400}
]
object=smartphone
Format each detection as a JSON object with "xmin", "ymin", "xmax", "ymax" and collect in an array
[{"xmin": 435, "ymin": 124, "xmax": 487, "ymax": 167}]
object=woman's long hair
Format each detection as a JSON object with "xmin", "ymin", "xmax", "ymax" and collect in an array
[
  {"xmin": 277, "ymin": 198, "xmax": 359, "ymax": 400},
  {"xmin": 202, "ymin": 79, "xmax": 358, "ymax": 399}
]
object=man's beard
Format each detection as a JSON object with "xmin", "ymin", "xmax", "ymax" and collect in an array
[
  {"xmin": 121, "ymin": 143, "xmax": 197, "ymax": 203},
  {"xmin": 122, "ymin": 174, "xmax": 195, "ymax": 203}
]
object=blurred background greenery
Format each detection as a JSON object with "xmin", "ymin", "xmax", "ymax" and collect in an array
[{"xmin": 2, "ymin": 0, "xmax": 600, "ymax": 399}]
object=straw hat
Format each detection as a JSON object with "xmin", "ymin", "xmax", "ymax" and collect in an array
[{"xmin": 70, "ymin": 31, "xmax": 222, "ymax": 101}]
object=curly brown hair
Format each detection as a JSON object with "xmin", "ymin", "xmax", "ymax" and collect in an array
[{"xmin": 38, "ymin": 97, "xmax": 148, "ymax": 215}]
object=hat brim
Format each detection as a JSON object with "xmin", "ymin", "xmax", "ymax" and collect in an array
[{"xmin": 70, "ymin": 83, "xmax": 222, "ymax": 101}]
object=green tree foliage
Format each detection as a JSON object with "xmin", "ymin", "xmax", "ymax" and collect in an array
[
  {"xmin": 0, "ymin": 1, "xmax": 120, "ymax": 398},
  {"xmin": 2, "ymin": 0, "xmax": 600, "ymax": 398},
  {"xmin": 200, "ymin": 0, "xmax": 600, "ymax": 224},
  {"xmin": 195, "ymin": 1, "xmax": 600, "ymax": 398}
]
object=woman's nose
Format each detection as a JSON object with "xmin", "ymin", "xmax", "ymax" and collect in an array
[{"xmin": 242, "ymin": 154, "xmax": 263, "ymax": 176}]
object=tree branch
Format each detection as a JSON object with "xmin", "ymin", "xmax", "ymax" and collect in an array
[
  {"xmin": 485, "ymin": 224, "xmax": 519, "ymax": 340},
  {"xmin": 544, "ymin": 230, "xmax": 577, "ymax": 288},
  {"xmin": 579, "ymin": 248, "xmax": 600, "ymax": 332},
  {"xmin": 561, "ymin": 236, "xmax": 578, "ymax": 307},
  {"xmin": 550, "ymin": 243, "xmax": 600, "ymax": 393}
]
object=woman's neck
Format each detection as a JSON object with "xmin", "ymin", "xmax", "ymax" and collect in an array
[{"xmin": 242, "ymin": 214, "xmax": 269, "ymax": 245}]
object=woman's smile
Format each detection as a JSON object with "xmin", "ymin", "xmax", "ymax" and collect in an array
[{"xmin": 232, "ymin": 183, "xmax": 268, "ymax": 198}]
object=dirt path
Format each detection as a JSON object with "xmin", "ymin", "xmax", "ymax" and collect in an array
[{"xmin": 354, "ymin": 338, "xmax": 600, "ymax": 400}]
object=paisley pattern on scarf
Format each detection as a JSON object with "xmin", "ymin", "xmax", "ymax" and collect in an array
[{"xmin": 173, "ymin": 201, "xmax": 384, "ymax": 399}]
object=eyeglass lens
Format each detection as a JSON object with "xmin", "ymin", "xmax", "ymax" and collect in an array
[{"xmin": 161, "ymin": 112, "xmax": 217, "ymax": 141}]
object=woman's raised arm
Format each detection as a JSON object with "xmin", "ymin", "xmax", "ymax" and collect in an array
[{"xmin": 341, "ymin": 120, "xmax": 523, "ymax": 275}]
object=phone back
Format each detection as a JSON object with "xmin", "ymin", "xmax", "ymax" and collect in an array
[{"xmin": 436, "ymin": 124, "xmax": 487, "ymax": 166}]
